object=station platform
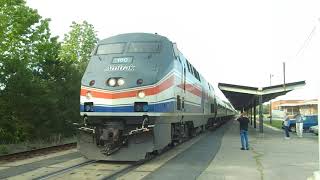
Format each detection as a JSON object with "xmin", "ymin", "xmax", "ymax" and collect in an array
[
  {"xmin": 197, "ymin": 120, "xmax": 319, "ymax": 180},
  {"xmin": 0, "ymin": 119, "xmax": 318, "ymax": 180}
]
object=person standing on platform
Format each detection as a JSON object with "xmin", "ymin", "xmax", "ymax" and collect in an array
[
  {"xmin": 295, "ymin": 112, "xmax": 304, "ymax": 137},
  {"xmin": 283, "ymin": 113, "xmax": 290, "ymax": 139},
  {"xmin": 237, "ymin": 112, "xmax": 249, "ymax": 150}
]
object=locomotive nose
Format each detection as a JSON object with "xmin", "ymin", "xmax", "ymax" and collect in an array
[{"xmin": 102, "ymin": 61, "xmax": 157, "ymax": 90}]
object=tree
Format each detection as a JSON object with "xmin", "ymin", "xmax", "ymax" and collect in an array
[
  {"xmin": 59, "ymin": 21, "xmax": 98, "ymax": 72},
  {"xmin": 0, "ymin": 1, "xmax": 99, "ymax": 144},
  {"xmin": 0, "ymin": 0, "xmax": 61, "ymax": 143},
  {"xmin": 262, "ymin": 103, "xmax": 270, "ymax": 114},
  {"xmin": 56, "ymin": 21, "xmax": 98, "ymax": 130}
]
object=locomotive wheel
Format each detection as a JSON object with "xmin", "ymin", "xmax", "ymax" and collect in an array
[
  {"xmin": 201, "ymin": 125, "xmax": 205, "ymax": 132},
  {"xmin": 145, "ymin": 152, "xmax": 154, "ymax": 160},
  {"xmin": 191, "ymin": 128, "xmax": 196, "ymax": 137}
]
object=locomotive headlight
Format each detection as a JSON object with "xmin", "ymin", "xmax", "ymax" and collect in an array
[
  {"xmin": 86, "ymin": 91, "xmax": 92, "ymax": 100},
  {"xmin": 117, "ymin": 78, "xmax": 125, "ymax": 86},
  {"xmin": 137, "ymin": 91, "xmax": 146, "ymax": 98},
  {"xmin": 107, "ymin": 78, "xmax": 116, "ymax": 87}
]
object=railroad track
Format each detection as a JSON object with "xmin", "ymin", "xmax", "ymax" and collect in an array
[
  {"xmin": 2, "ymin": 141, "xmax": 179, "ymax": 179},
  {"xmin": 1, "ymin": 134, "xmax": 202, "ymax": 180},
  {"xmin": 31, "ymin": 160, "xmax": 141, "ymax": 180},
  {"xmin": 2, "ymin": 121, "xmax": 230, "ymax": 179},
  {"xmin": 12, "ymin": 146, "xmax": 156, "ymax": 180},
  {"xmin": 34, "ymin": 160, "xmax": 97, "ymax": 180},
  {"xmin": 0, "ymin": 142, "xmax": 76, "ymax": 162}
]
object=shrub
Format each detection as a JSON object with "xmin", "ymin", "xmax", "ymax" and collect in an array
[{"xmin": 0, "ymin": 145, "xmax": 9, "ymax": 155}]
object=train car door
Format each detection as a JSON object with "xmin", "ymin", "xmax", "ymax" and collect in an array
[
  {"xmin": 176, "ymin": 57, "xmax": 186, "ymax": 115},
  {"xmin": 178, "ymin": 60, "xmax": 186, "ymax": 126},
  {"xmin": 182, "ymin": 65, "xmax": 186, "ymax": 112},
  {"xmin": 203, "ymin": 84, "xmax": 210, "ymax": 115},
  {"xmin": 201, "ymin": 85, "xmax": 205, "ymax": 113},
  {"xmin": 173, "ymin": 43, "xmax": 185, "ymax": 115},
  {"xmin": 213, "ymin": 96, "xmax": 218, "ymax": 119}
]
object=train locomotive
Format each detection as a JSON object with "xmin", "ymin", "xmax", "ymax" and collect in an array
[{"xmin": 78, "ymin": 33, "xmax": 237, "ymax": 161}]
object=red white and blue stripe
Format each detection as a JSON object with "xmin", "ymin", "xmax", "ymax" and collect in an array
[{"xmin": 80, "ymin": 71, "xmax": 203, "ymax": 113}]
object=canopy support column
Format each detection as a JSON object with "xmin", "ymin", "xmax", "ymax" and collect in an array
[
  {"xmin": 251, "ymin": 107, "xmax": 253, "ymax": 126},
  {"xmin": 259, "ymin": 95, "xmax": 263, "ymax": 133},
  {"xmin": 254, "ymin": 100, "xmax": 256, "ymax": 128}
]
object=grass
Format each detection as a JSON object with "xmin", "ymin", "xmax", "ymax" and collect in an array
[
  {"xmin": 264, "ymin": 120, "xmax": 283, "ymax": 129},
  {"xmin": 0, "ymin": 145, "xmax": 9, "ymax": 155},
  {"xmin": 0, "ymin": 136, "xmax": 76, "ymax": 155}
]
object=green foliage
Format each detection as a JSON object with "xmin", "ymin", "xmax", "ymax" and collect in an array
[
  {"xmin": 262, "ymin": 104, "xmax": 270, "ymax": 114},
  {"xmin": 0, "ymin": 0, "xmax": 60, "ymax": 143},
  {"xmin": 0, "ymin": 0, "xmax": 98, "ymax": 144},
  {"xmin": 264, "ymin": 120, "xmax": 283, "ymax": 129},
  {"xmin": 59, "ymin": 21, "xmax": 98, "ymax": 72},
  {"xmin": 57, "ymin": 20, "xmax": 98, "ymax": 131},
  {"xmin": 0, "ymin": 145, "xmax": 9, "ymax": 155},
  {"xmin": 56, "ymin": 21, "xmax": 98, "ymax": 134}
]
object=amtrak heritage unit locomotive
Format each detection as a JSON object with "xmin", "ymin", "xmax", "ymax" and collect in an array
[{"xmin": 78, "ymin": 33, "xmax": 236, "ymax": 161}]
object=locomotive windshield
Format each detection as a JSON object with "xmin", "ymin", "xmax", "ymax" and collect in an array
[
  {"xmin": 96, "ymin": 42, "xmax": 161, "ymax": 55},
  {"xmin": 96, "ymin": 43, "xmax": 126, "ymax": 55},
  {"xmin": 128, "ymin": 42, "xmax": 161, "ymax": 53}
]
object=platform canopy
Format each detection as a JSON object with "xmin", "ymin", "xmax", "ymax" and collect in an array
[{"xmin": 218, "ymin": 81, "xmax": 306, "ymax": 111}]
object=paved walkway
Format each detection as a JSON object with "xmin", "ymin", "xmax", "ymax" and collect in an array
[
  {"xmin": 142, "ymin": 122, "xmax": 228, "ymax": 180},
  {"xmin": 198, "ymin": 120, "xmax": 319, "ymax": 180}
]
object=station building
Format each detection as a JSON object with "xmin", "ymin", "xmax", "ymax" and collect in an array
[{"xmin": 271, "ymin": 99, "xmax": 318, "ymax": 117}]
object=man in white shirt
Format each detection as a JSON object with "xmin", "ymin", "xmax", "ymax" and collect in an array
[{"xmin": 295, "ymin": 112, "xmax": 304, "ymax": 137}]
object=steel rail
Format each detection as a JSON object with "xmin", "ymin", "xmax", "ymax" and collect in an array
[
  {"xmin": 34, "ymin": 160, "xmax": 96, "ymax": 180},
  {"xmin": 0, "ymin": 142, "xmax": 76, "ymax": 161}
]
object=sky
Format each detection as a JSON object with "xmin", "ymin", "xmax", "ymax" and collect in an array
[{"xmin": 26, "ymin": 0, "xmax": 320, "ymax": 101}]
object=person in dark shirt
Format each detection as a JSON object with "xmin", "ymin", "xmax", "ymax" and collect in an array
[{"xmin": 237, "ymin": 112, "xmax": 250, "ymax": 150}]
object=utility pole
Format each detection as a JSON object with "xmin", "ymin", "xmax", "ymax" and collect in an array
[
  {"xmin": 269, "ymin": 74, "xmax": 273, "ymax": 124},
  {"xmin": 283, "ymin": 62, "xmax": 286, "ymax": 91}
]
